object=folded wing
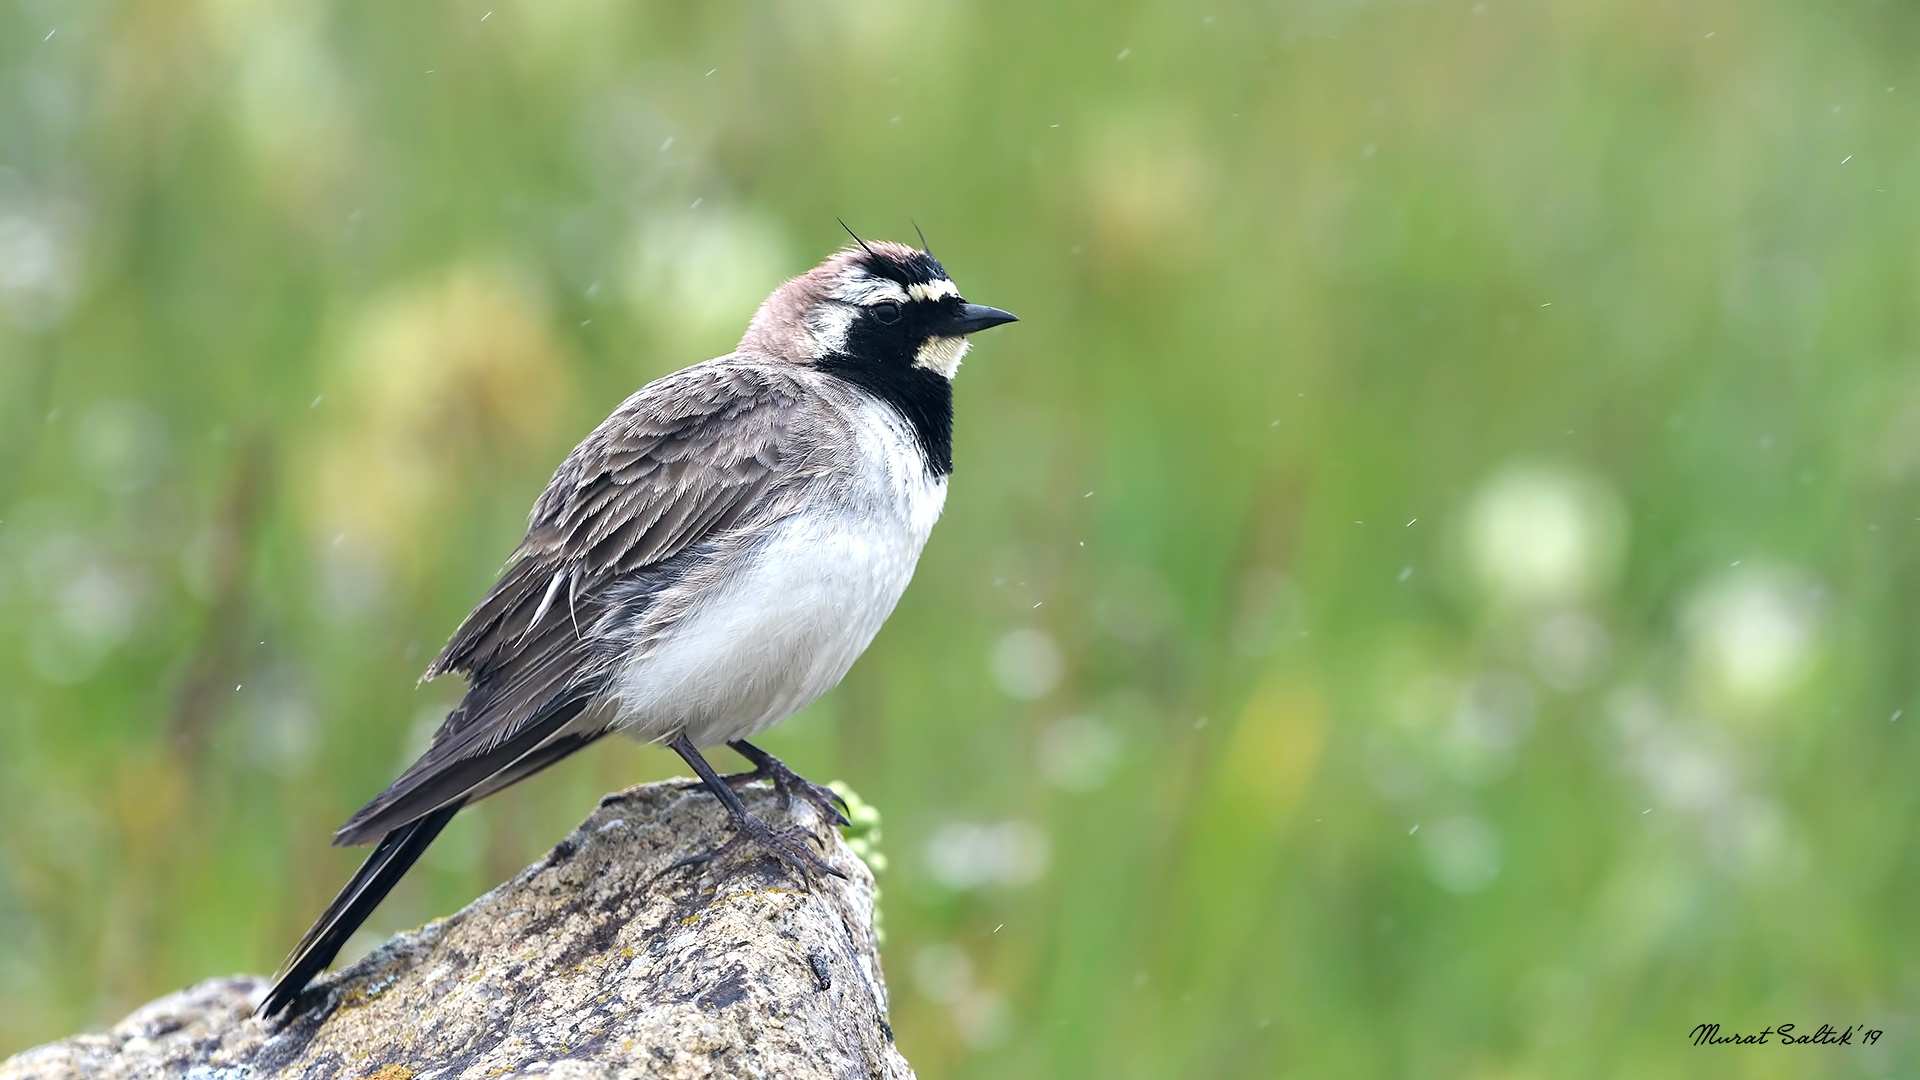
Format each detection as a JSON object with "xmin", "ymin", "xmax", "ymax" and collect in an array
[{"xmin": 336, "ymin": 362, "xmax": 813, "ymax": 844}]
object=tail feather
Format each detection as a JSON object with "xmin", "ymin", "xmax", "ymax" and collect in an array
[{"xmin": 257, "ymin": 802, "xmax": 463, "ymax": 1019}]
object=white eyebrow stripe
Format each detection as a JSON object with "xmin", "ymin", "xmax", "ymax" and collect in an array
[
  {"xmin": 908, "ymin": 279, "xmax": 959, "ymax": 302},
  {"xmin": 830, "ymin": 272, "xmax": 909, "ymax": 305}
]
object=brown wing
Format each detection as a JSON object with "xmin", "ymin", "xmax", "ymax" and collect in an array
[{"xmin": 333, "ymin": 361, "xmax": 815, "ymax": 845}]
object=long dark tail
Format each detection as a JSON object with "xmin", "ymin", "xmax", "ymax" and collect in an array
[{"xmin": 258, "ymin": 802, "xmax": 463, "ymax": 1018}]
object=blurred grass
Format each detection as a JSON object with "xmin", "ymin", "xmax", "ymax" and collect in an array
[{"xmin": 3, "ymin": 0, "xmax": 1919, "ymax": 1075}]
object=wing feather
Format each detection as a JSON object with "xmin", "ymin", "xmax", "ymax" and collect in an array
[{"xmin": 428, "ymin": 362, "xmax": 805, "ymax": 681}]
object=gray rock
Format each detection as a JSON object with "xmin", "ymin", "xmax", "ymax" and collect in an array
[{"xmin": 2, "ymin": 781, "xmax": 913, "ymax": 1080}]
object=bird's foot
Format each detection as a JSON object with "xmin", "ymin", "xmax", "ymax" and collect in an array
[
  {"xmin": 724, "ymin": 739, "xmax": 851, "ymax": 828},
  {"xmin": 671, "ymin": 811, "xmax": 846, "ymax": 883},
  {"xmin": 666, "ymin": 732, "xmax": 847, "ymax": 884}
]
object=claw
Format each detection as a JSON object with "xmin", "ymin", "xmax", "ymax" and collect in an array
[
  {"xmin": 672, "ymin": 820, "xmax": 845, "ymax": 883},
  {"xmin": 725, "ymin": 739, "xmax": 852, "ymax": 828}
]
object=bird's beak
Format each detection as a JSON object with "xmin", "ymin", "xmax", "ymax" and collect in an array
[{"xmin": 943, "ymin": 303, "xmax": 1019, "ymax": 336}]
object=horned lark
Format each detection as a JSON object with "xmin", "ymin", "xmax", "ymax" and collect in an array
[{"xmin": 259, "ymin": 234, "xmax": 1016, "ymax": 1017}]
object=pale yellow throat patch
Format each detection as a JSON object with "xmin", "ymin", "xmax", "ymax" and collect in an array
[{"xmin": 914, "ymin": 335, "xmax": 970, "ymax": 378}]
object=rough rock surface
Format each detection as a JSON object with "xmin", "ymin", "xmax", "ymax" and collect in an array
[{"xmin": 1, "ymin": 780, "xmax": 912, "ymax": 1080}]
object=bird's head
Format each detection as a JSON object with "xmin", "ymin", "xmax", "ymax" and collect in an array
[{"xmin": 740, "ymin": 237, "xmax": 1017, "ymax": 376}]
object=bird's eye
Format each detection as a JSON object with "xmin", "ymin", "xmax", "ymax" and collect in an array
[{"xmin": 871, "ymin": 302, "xmax": 902, "ymax": 325}]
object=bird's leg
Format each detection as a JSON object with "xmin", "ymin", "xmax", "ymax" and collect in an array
[
  {"xmin": 725, "ymin": 739, "xmax": 851, "ymax": 827},
  {"xmin": 667, "ymin": 732, "xmax": 846, "ymax": 881}
]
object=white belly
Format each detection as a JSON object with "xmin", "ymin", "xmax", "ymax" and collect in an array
[{"xmin": 606, "ymin": 423, "xmax": 946, "ymax": 748}]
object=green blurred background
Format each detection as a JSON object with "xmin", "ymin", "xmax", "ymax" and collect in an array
[{"xmin": 2, "ymin": 0, "xmax": 1917, "ymax": 1074}]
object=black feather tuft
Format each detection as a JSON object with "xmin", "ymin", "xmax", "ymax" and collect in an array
[{"xmin": 837, "ymin": 218, "xmax": 878, "ymax": 259}]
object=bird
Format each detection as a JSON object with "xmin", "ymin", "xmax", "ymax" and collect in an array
[{"xmin": 257, "ymin": 232, "xmax": 1017, "ymax": 1019}]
